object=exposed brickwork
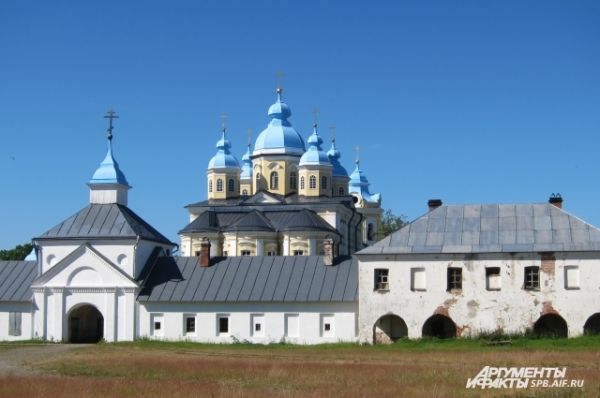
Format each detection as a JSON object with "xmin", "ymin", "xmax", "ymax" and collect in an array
[{"xmin": 540, "ymin": 252, "xmax": 555, "ymax": 276}]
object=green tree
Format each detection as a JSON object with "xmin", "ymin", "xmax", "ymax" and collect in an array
[
  {"xmin": 0, "ymin": 243, "xmax": 34, "ymax": 261},
  {"xmin": 376, "ymin": 209, "xmax": 407, "ymax": 241}
]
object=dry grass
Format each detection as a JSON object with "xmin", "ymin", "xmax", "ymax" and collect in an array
[{"xmin": 1, "ymin": 341, "xmax": 599, "ymax": 398}]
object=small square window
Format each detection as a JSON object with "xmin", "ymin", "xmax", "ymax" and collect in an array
[
  {"xmin": 324, "ymin": 323, "xmax": 331, "ymax": 331},
  {"xmin": 411, "ymin": 268, "xmax": 426, "ymax": 291},
  {"xmin": 564, "ymin": 266, "xmax": 579, "ymax": 289},
  {"xmin": 486, "ymin": 267, "xmax": 501, "ymax": 291},
  {"xmin": 185, "ymin": 316, "xmax": 196, "ymax": 334},
  {"xmin": 374, "ymin": 269, "xmax": 389, "ymax": 291},
  {"xmin": 154, "ymin": 321, "xmax": 161, "ymax": 330},
  {"xmin": 524, "ymin": 266, "xmax": 540, "ymax": 290},
  {"xmin": 218, "ymin": 315, "xmax": 229, "ymax": 334},
  {"xmin": 251, "ymin": 314, "xmax": 265, "ymax": 337},
  {"xmin": 447, "ymin": 268, "xmax": 462, "ymax": 291},
  {"xmin": 255, "ymin": 323, "xmax": 261, "ymax": 332}
]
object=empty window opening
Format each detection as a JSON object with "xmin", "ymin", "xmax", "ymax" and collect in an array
[
  {"xmin": 524, "ymin": 266, "xmax": 540, "ymax": 290},
  {"xmin": 293, "ymin": 250, "xmax": 304, "ymax": 256},
  {"xmin": 534, "ymin": 314, "xmax": 568, "ymax": 338},
  {"xmin": 374, "ymin": 269, "xmax": 389, "ymax": 291},
  {"xmin": 218, "ymin": 315, "xmax": 229, "ymax": 334},
  {"xmin": 447, "ymin": 268, "xmax": 462, "ymax": 291},
  {"xmin": 422, "ymin": 314, "xmax": 456, "ymax": 339},
  {"xmin": 486, "ymin": 267, "xmax": 501, "ymax": 290},
  {"xmin": 241, "ymin": 250, "xmax": 251, "ymax": 256}
]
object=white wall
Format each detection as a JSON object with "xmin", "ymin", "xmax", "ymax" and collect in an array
[
  {"xmin": 139, "ymin": 301, "xmax": 357, "ymax": 344},
  {"xmin": 358, "ymin": 252, "xmax": 600, "ymax": 342},
  {"xmin": 0, "ymin": 303, "xmax": 33, "ymax": 341}
]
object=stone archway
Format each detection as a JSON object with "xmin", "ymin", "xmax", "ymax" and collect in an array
[
  {"xmin": 422, "ymin": 314, "xmax": 456, "ymax": 339},
  {"xmin": 68, "ymin": 304, "xmax": 104, "ymax": 343},
  {"xmin": 373, "ymin": 314, "xmax": 408, "ymax": 344},
  {"xmin": 534, "ymin": 314, "xmax": 568, "ymax": 338},
  {"xmin": 583, "ymin": 313, "xmax": 600, "ymax": 335}
]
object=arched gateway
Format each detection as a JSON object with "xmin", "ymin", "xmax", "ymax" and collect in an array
[
  {"xmin": 68, "ymin": 304, "xmax": 104, "ymax": 343},
  {"xmin": 373, "ymin": 314, "xmax": 408, "ymax": 344}
]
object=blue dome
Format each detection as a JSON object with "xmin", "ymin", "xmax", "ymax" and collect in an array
[
  {"xmin": 299, "ymin": 125, "xmax": 331, "ymax": 167},
  {"xmin": 327, "ymin": 140, "xmax": 349, "ymax": 177},
  {"xmin": 240, "ymin": 145, "xmax": 252, "ymax": 179},
  {"xmin": 208, "ymin": 130, "xmax": 241, "ymax": 170},
  {"xmin": 89, "ymin": 145, "xmax": 129, "ymax": 186},
  {"xmin": 253, "ymin": 89, "xmax": 305, "ymax": 156},
  {"xmin": 349, "ymin": 162, "xmax": 381, "ymax": 204}
]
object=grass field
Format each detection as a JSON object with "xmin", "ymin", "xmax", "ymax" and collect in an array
[{"xmin": 1, "ymin": 337, "xmax": 600, "ymax": 397}]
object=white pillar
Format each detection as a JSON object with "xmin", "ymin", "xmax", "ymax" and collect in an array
[
  {"xmin": 105, "ymin": 288, "xmax": 117, "ymax": 342},
  {"xmin": 32, "ymin": 288, "xmax": 47, "ymax": 340},
  {"xmin": 209, "ymin": 238, "xmax": 219, "ymax": 257},
  {"xmin": 123, "ymin": 288, "xmax": 136, "ymax": 341},
  {"xmin": 256, "ymin": 239, "xmax": 264, "ymax": 256},
  {"xmin": 283, "ymin": 235, "xmax": 290, "ymax": 255},
  {"xmin": 308, "ymin": 239, "xmax": 317, "ymax": 256},
  {"xmin": 52, "ymin": 288, "xmax": 64, "ymax": 341}
]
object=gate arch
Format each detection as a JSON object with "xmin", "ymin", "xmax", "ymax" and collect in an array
[
  {"xmin": 583, "ymin": 313, "xmax": 600, "ymax": 335},
  {"xmin": 533, "ymin": 314, "xmax": 568, "ymax": 338},
  {"xmin": 422, "ymin": 314, "xmax": 456, "ymax": 339},
  {"xmin": 68, "ymin": 304, "xmax": 104, "ymax": 343},
  {"xmin": 373, "ymin": 314, "xmax": 408, "ymax": 344}
]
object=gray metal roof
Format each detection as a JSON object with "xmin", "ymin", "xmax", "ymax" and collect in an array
[
  {"xmin": 36, "ymin": 204, "xmax": 174, "ymax": 245},
  {"xmin": 359, "ymin": 203, "xmax": 600, "ymax": 255},
  {"xmin": 0, "ymin": 261, "xmax": 37, "ymax": 302},
  {"xmin": 138, "ymin": 255, "xmax": 357, "ymax": 302},
  {"xmin": 180, "ymin": 209, "xmax": 339, "ymax": 235}
]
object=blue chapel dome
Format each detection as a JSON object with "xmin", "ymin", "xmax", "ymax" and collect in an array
[
  {"xmin": 208, "ymin": 130, "xmax": 241, "ymax": 170},
  {"xmin": 349, "ymin": 161, "xmax": 381, "ymax": 204},
  {"xmin": 89, "ymin": 145, "xmax": 129, "ymax": 186},
  {"xmin": 240, "ymin": 145, "xmax": 252, "ymax": 179},
  {"xmin": 327, "ymin": 140, "xmax": 349, "ymax": 177},
  {"xmin": 299, "ymin": 124, "xmax": 331, "ymax": 167},
  {"xmin": 253, "ymin": 89, "xmax": 305, "ymax": 156}
]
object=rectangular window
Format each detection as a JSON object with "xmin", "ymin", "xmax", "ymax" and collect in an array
[
  {"xmin": 151, "ymin": 314, "xmax": 163, "ymax": 336},
  {"xmin": 251, "ymin": 314, "xmax": 265, "ymax": 337},
  {"xmin": 321, "ymin": 314, "xmax": 334, "ymax": 337},
  {"xmin": 486, "ymin": 267, "xmax": 501, "ymax": 291},
  {"xmin": 8, "ymin": 312, "xmax": 21, "ymax": 336},
  {"xmin": 293, "ymin": 250, "xmax": 304, "ymax": 256},
  {"xmin": 447, "ymin": 267, "xmax": 462, "ymax": 291},
  {"xmin": 411, "ymin": 268, "xmax": 426, "ymax": 291},
  {"xmin": 285, "ymin": 314, "xmax": 299, "ymax": 338},
  {"xmin": 564, "ymin": 266, "xmax": 580, "ymax": 289},
  {"xmin": 524, "ymin": 266, "xmax": 540, "ymax": 290},
  {"xmin": 217, "ymin": 315, "xmax": 229, "ymax": 334},
  {"xmin": 185, "ymin": 315, "xmax": 196, "ymax": 334},
  {"xmin": 241, "ymin": 250, "xmax": 251, "ymax": 256},
  {"xmin": 374, "ymin": 269, "xmax": 389, "ymax": 291},
  {"xmin": 266, "ymin": 251, "xmax": 275, "ymax": 256}
]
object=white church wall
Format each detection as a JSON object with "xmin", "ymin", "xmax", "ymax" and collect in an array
[
  {"xmin": 138, "ymin": 301, "xmax": 357, "ymax": 344},
  {"xmin": 358, "ymin": 252, "xmax": 600, "ymax": 342},
  {"xmin": 0, "ymin": 302, "xmax": 33, "ymax": 341}
]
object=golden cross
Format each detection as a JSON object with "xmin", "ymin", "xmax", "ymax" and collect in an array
[
  {"xmin": 220, "ymin": 113, "xmax": 228, "ymax": 132},
  {"xmin": 276, "ymin": 70, "xmax": 284, "ymax": 92},
  {"xmin": 312, "ymin": 108, "xmax": 320, "ymax": 126},
  {"xmin": 104, "ymin": 108, "xmax": 119, "ymax": 141},
  {"xmin": 329, "ymin": 124, "xmax": 336, "ymax": 143}
]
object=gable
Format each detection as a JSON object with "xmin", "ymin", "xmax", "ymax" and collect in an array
[{"xmin": 32, "ymin": 244, "xmax": 137, "ymax": 288}]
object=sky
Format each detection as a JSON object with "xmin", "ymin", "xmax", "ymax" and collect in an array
[{"xmin": 0, "ymin": 0, "xmax": 599, "ymax": 249}]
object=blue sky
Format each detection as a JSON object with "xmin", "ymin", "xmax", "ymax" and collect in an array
[{"xmin": 1, "ymin": 1, "xmax": 599, "ymax": 249}]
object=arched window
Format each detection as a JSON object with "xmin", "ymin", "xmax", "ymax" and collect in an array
[
  {"xmin": 300, "ymin": 176, "xmax": 305, "ymax": 190},
  {"xmin": 209, "ymin": 180, "xmax": 213, "ymax": 193},
  {"xmin": 321, "ymin": 176, "xmax": 327, "ymax": 190},
  {"xmin": 290, "ymin": 172, "xmax": 297, "ymax": 190},
  {"xmin": 255, "ymin": 173, "xmax": 261, "ymax": 190},
  {"xmin": 270, "ymin": 171, "xmax": 279, "ymax": 190},
  {"xmin": 242, "ymin": 189, "xmax": 248, "ymax": 195},
  {"xmin": 216, "ymin": 178, "xmax": 223, "ymax": 192},
  {"xmin": 309, "ymin": 175, "xmax": 317, "ymax": 189},
  {"xmin": 228, "ymin": 179, "xmax": 234, "ymax": 192},
  {"xmin": 338, "ymin": 187, "xmax": 344, "ymax": 195}
]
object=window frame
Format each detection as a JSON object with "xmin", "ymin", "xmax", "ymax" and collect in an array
[
  {"xmin": 184, "ymin": 314, "xmax": 196, "ymax": 335},
  {"xmin": 216, "ymin": 178, "xmax": 224, "ymax": 192},
  {"xmin": 228, "ymin": 178, "xmax": 234, "ymax": 192},
  {"xmin": 151, "ymin": 314, "xmax": 164, "ymax": 337},
  {"xmin": 446, "ymin": 267, "xmax": 462, "ymax": 291},
  {"xmin": 309, "ymin": 175, "xmax": 317, "ymax": 189},
  {"xmin": 300, "ymin": 176, "xmax": 305, "ymax": 190},
  {"xmin": 290, "ymin": 172, "xmax": 297, "ymax": 190},
  {"xmin": 524, "ymin": 266, "xmax": 540, "ymax": 290},
  {"xmin": 293, "ymin": 250, "xmax": 304, "ymax": 256},
  {"xmin": 485, "ymin": 267, "xmax": 501, "ymax": 291},
  {"xmin": 374, "ymin": 268, "xmax": 389, "ymax": 291},
  {"xmin": 208, "ymin": 180, "xmax": 213, "ymax": 193},
  {"xmin": 217, "ymin": 314, "xmax": 230, "ymax": 335},
  {"xmin": 270, "ymin": 171, "xmax": 279, "ymax": 190},
  {"xmin": 321, "ymin": 175, "xmax": 327, "ymax": 190}
]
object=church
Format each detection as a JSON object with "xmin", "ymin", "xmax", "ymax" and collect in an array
[{"xmin": 1, "ymin": 86, "xmax": 600, "ymax": 344}]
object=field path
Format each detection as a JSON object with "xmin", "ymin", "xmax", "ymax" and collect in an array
[{"xmin": 0, "ymin": 344, "xmax": 88, "ymax": 376}]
